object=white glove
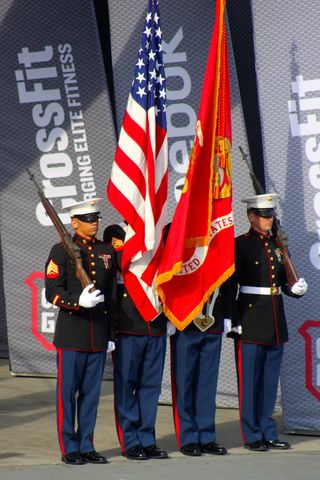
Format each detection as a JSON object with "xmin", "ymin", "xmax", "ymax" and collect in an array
[
  {"xmin": 166, "ymin": 321, "xmax": 176, "ymax": 336},
  {"xmin": 291, "ymin": 278, "xmax": 308, "ymax": 296},
  {"xmin": 224, "ymin": 319, "xmax": 232, "ymax": 334},
  {"xmin": 231, "ymin": 325, "xmax": 242, "ymax": 335},
  {"xmin": 107, "ymin": 341, "xmax": 115, "ymax": 353},
  {"xmin": 79, "ymin": 284, "xmax": 105, "ymax": 308}
]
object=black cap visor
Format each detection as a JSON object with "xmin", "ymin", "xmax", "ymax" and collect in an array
[
  {"xmin": 73, "ymin": 213, "xmax": 101, "ymax": 222},
  {"xmin": 250, "ymin": 207, "xmax": 275, "ymax": 218}
]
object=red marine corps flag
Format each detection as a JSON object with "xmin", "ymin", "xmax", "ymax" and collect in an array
[
  {"xmin": 156, "ymin": 0, "xmax": 234, "ymax": 329},
  {"xmin": 107, "ymin": 0, "xmax": 168, "ymax": 321}
]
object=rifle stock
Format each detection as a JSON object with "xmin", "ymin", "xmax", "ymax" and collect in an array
[
  {"xmin": 239, "ymin": 147, "xmax": 298, "ymax": 287},
  {"xmin": 26, "ymin": 169, "xmax": 94, "ymax": 290}
]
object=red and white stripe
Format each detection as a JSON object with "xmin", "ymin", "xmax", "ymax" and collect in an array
[{"xmin": 107, "ymin": 94, "xmax": 168, "ymax": 321}]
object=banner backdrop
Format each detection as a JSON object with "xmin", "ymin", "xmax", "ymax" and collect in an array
[
  {"xmin": 251, "ymin": 0, "xmax": 320, "ymax": 432},
  {"xmin": 108, "ymin": 0, "xmax": 253, "ymax": 406},
  {"xmin": 0, "ymin": 0, "xmax": 117, "ymax": 375},
  {"xmin": 1, "ymin": 0, "xmax": 254, "ymax": 410}
]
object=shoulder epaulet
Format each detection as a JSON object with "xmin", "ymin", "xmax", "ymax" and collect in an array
[
  {"xmin": 51, "ymin": 241, "xmax": 64, "ymax": 250},
  {"xmin": 236, "ymin": 233, "xmax": 247, "ymax": 241}
]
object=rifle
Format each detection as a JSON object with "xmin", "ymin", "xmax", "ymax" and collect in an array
[
  {"xmin": 239, "ymin": 146, "xmax": 298, "ymax": 287},
  {"xmin": 26, "ymin": 169, "xmax": 95, "ymax": 290}
]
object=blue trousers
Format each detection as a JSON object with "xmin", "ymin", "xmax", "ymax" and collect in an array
[
  {"xmin": 171, "ymin": 331, "xmax": 222, "ymax": 448},
  {"xmin": 113, "ymin": 334, "xmax": 166, "ymax": 451},
  {"xmin": 56, "ymin": 349, "xmax": 106, "ymax": 455},
  {"xmin": 236, "ymin": 341, "xmax": 284, "ymax": 444}
]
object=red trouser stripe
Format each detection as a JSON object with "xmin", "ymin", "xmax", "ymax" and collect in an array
[
  {"xmin": 170, "ymin": 337, "xmax": 181, "ymax": 448},
  {"xmin": 57, "ymin": 348, "xmax": 65, "ymax": 455},
  {"xmin": 114, "ymin": 400, "xmax": 124, "ymax": 451},
  {"xmin": 237, "ymin": 341, "xmax": 246, "ymax": 445},
  {"xmin": 112, "ymin": 351, "xmax": 124, "ymax": 452}
]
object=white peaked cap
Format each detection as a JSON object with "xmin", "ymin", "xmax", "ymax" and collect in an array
[
  {"xmin": 241, "ymin": 193, "xmax": 279, "ymax": 210},
  {"xmin": 62, "ymin": 198, "xmax": 103, "ymax": 217}
]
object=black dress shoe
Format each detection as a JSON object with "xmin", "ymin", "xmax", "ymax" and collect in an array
[
  {"xmin": 124, "ymin": 445, "xmax": 148, "ymax": 460},
  {"xmin": 244, "ymin": 440, "xmax": 267, "ymax": 452},
  {"xmin": 200, "ymin": 442, "xmax": 227, "ymax": 455},
  {"xmin": 62, "ymin": 451, "xmax": 86, "ymax": 465},
  {"xmin": 264, "ymin": 439, "xmax": 291, "ymax": 450},
  {"xmin": 180, "ymin": 443, "xmax": 202, "ymax": 456},
  {"xmin": 143, "ymin": 444, "xmax": 168, "ymax": 459},
  {"xmin": 81, "ymin": 450, "xmax": 108, "ymax": 463}
]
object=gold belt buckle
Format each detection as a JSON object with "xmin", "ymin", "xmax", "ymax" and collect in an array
[{"xmin": 271, "ymin": 286, "xmax": 278, "ymax": 296}]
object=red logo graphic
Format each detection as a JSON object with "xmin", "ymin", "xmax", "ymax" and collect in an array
[
  {"xmin": 25, "ymin": 272, "xmax": 56, "ymax": 351},
  {"xmin": 298, "ymin": 320, "xmax": 320, "ymax": 401}
]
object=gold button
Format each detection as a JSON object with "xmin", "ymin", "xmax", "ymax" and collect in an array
[
  {"xmin": 249, "ymin": 304, "xmax": 253, "ymax": 308},
  {"xmin": 83, "ymin": 239, "xmax": 87, "ymax": 244},
  {"xmin": 74, "ymin": 303, "xmax": 77, "ymax": 306},
  {"xmin": 271, "ymin": 265, "xmax": 275, "ymax": 270},
  {"xmin": 92, "ymin": 270, "xmax": 96, "ymax": 275},
  {"xmin": 272, "ymin": 274, "xmax": 275, "ymax": 278},
  {"xmin": 92, "ymin": 279, "xmax": 97, "ymax": 284},
  {"xmin": 61, "ymin": 300, "xmax": 64, "ymax": 304},
  {"xmin": 260, "ymin": 235, "xmax": 264, "ymax": 239},
  {"xmin": 265, "ymin": 242, "xmax": 268, "ymax": 246},
  {"xmin": 268, "ymin": 249, "xmax": 271, "ymax": 253},
  {"xmin": 273, "ymin": 283, "xmax": 276, "ymax": 286},
  {"xmin": 271, "ymin": 257, "xmax": 274, "ymax": 261},
  {"xmin": 88, "ymin": 246, "xmax": 92, "ymax": 251},
  {"xmin": 91, "ymin": 262, "xmax": 96, "ymax": 266},
  {"xmin": 123, "ymin": 293, "xmax": 128, "ymax": 297},
  {"xmin": 67, "ymin": 302, "xmax": 70, "ymax": 305},
  {"xmin": 91, "ymin": 254, "xmax": 94, "ymax": 258},
  {"xmin": 69, "ymin": 311, "xmax": 72, "ymax": 315},
  {"xmin": 255, "ymin": 261, "xmax": 259, "ymax": 265}
]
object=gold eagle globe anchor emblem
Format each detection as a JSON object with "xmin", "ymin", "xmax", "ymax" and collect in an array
[
  {"xmin": 193, "ymin": 290, "xmax": 220, "ymax": 332},
  {"xmin": 193, "ymin": 314, "xmax": 215, "ymax": 332}
]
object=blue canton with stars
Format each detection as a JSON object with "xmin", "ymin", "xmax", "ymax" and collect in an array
[{"xmin": 131, "ymin": 0, "xmax": 166, "ymax": 130}]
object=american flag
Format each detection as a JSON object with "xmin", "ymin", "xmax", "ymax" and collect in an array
[{"xmin": 107, "ymin": 0, "xmax": 168, "ymax": 322}]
